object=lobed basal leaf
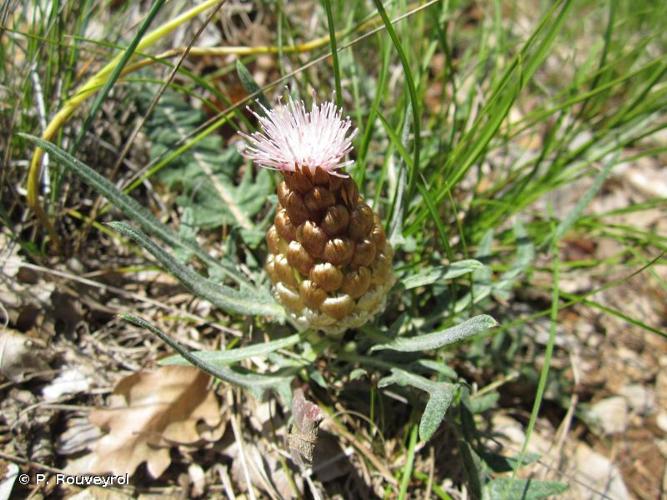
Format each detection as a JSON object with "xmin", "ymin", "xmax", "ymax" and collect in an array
[{"xmin": 377, "ymin": 367, "xmax": 457, "ymax": 442}]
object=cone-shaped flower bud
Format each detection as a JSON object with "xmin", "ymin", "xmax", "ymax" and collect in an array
[{"xmin": 242, "ymin": 98, "xmax": 395, "ymax": 336}]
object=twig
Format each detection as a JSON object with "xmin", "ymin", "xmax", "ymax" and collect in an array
[
  {"xmin": 424, "ymin": 446, "xmax": 435, "ymax": 500},
  {"xmin": 324, "ymin": 416, "xmax": 398, "ymax": 486},
  {"xmin": 217, "ymin": 465, "xmax": 237, "ymax": 499},
  {"xmin": 227, "ymin": 390, "xmax": 258, "ymax": 500},
  {"xmin": 0, "ymin": 450, "xmax": 66, "ymax": 475}
]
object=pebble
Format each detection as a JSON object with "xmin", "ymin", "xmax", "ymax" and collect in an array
[
  {"xmin": 573, "ymin": 444, "xmax": 630, "ymax": 500},
  {"xmin": 619, "ymin": 384, "xmax": 656, "ymax": 416},
  {"xmin": 656, "ymin": 412, "xmax": 667, "ymax": 433},
  {"xmin": 589, "ymin": 396, "xmax": 629, "ymax": 434}
]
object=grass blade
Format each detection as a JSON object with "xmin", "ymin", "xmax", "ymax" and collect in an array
[
  {"xmin": 372, "ymin": 0, "xmax": 420, "ymax": 205},
  {"xmin": 71, "ymin": 0, "xmax": 167, "ymax": 154},
  {"xmin": 399, "ymin": 425, "xmax": 418, "ymax": 499},
  {"xmin": 511, "ymin": 243, "xmax": 560, "ymax": 485},
  {"xmin": 236, "ymin": 59, "xmax": 271, "ymax": 110},
  {"xmin": 322, "ymin": 0, "xmax": 343, "ymax": 107}
]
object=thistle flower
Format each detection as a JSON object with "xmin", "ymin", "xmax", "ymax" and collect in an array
[{"xmin": 242, "ymin": 98, "xmax": 395, "ymax": 336}]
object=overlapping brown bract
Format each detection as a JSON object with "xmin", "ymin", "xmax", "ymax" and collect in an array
[
  {"xmin": 265, "ymin": 166, "xmax": 395, "ymax": 335},
  {"xmin": 70, "ymin": 366, "xmax": 224, "ymax": 478}
]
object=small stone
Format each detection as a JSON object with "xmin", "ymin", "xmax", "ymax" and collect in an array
[
  {"xmin": 655, "ymin": 368, "xmax": 667, "ymax": 405},
  {"xmin": 573, "ymin": 444, "xmax": 630, "ymax": 500},
  {"xmin": 659, "ymin": 355, "xmax": 667, "ymax": 368},
  {"xmin": 657, "ymin": 439, "xmax": 667, "ymax": 460},
  {"xmin": 656, "ymin": 412, "xmax": 667, "ymax": 433},
  {"xmin": 589, "ymin": 396, "xmax": 629, "ymax": 434},
  {"xmin": 619, "ymin": 384, "xmax": 655, "ymax": 416}
]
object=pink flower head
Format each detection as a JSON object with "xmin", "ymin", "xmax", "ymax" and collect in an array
[{"xmin": 240, "ymin": 97, "xmax": 357, "ymax": 176}]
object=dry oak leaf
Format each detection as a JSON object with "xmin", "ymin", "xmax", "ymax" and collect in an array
[{"xmin": 70, "ymin": 366, "xmax": 223, "ymax": 478}]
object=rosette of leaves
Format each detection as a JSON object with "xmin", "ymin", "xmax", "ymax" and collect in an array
[
  {"xmin": 19, "ymin": 63, "xmax": 563, "ymax": 494},
  {"xmin": 25, "ymin": 131, "xmax": 564, "ymax": 495}
]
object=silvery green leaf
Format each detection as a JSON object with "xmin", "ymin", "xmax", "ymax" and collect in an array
[
  {"xmin": 349, "ymin": 368, "xmax": 368, "ymax": 381},
  {"xmin": 484, "ymin": 478, "xmax": 568, "ymax": 500},
  {"xmin": 267, "ymin": 352, "xmax": 310, "ymax": 368},
  {"xmin": 173, "ymin": 206, "xmax": 197, "ymax": 263},
  {"xmin": 454, "ymin": 230, "xmax": 494, "ymax": 312},
  {"xmin": 479, "ymin": 451, "xmax": 540, "ymax": 473},
  {"xmin": 370, "ymin": 315, "xmax": 497, "ymax": 353},
  {"xmin": 377, "ymin": 368, "xmax": 457, "ymax": 441},
  {"xmin": 416, "ymin": 360, "xmax": 458, "ymax": 379},
  {"xmin": 401, "ymin": 259, "xmax": 486, "ymax": 289},
  {"xmin": 553, "ymin": 152, "xmax": 618, "ymax": 244},
  {"xmin": 473, "ymin": 229, "xmax": 494, "ymax": 281},
  {"xmin": 454, "ymin": 284, "xmax": 493, "ymax": 313},
  {"xmin": 160, "ymin": 334, "xmax": 300, "ymax": 367},
  {"xmin": 123, "ymin": 314, "xmax": 294, "ymax": 404},
  {"xmin": 309, "ymin": 370, "xmax": 328, "ymax": 389},
  {"xmin": 110, "ymin": 222, "xmax": 283, "ymax": 319},
  {"xmin": 459, "ymin": 439, "xmax": 484, "ymax": 499}
]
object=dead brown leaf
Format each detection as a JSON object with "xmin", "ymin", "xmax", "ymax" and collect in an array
[{"xmin": 70, "ymin": 365, "xmax": 224, "ymax": 478}]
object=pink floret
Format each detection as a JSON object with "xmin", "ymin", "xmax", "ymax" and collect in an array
[{"xmin": 240, "ymin": 97, "xmax": 357, "ymax": 176}]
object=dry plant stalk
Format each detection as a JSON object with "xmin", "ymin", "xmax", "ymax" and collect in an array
[{"xmin": 242, "ymin": 98, "xmax": 394, "ymax": 336}]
